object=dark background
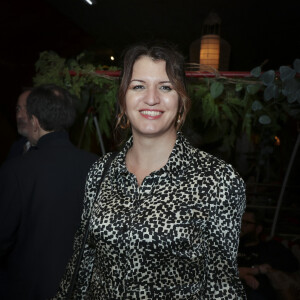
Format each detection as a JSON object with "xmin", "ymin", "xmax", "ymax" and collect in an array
[{"xmin": 0, "ymin": 0, "xmax": 299, "ymax": 161}]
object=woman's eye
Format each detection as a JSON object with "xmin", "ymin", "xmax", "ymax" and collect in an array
[
  {"xmin": 132, "ymin": 85, "xmax": 145, "ymax": 90},
  {"xmin": 160, "ymin": 86, "xmax": 172, "ymax": 91}
]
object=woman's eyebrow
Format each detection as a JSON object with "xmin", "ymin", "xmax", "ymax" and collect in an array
[
  {"xmin": 129, "ymin": 79, "xmax": 171, "ymax": 84},
  {"xmin": 130, "ymin": 79, "xmax": 145, "ymax": 83}
]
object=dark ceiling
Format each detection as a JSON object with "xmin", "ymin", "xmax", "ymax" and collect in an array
[
  {"xmin": 2, "ymin": 0, "xmax": 300, "ymax": 74},
  {"xmin": 44, "ymin": 0, "xmax": 300, "ymax": 70}
]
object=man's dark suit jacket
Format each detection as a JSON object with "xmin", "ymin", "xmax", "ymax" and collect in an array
[
  {"xmin": 0, "ymin": 131, "xmax": 98, "ymax": 299},
  {"xmin": 5, "ymin": 136, "xmax": 29, "ymax": 160}
]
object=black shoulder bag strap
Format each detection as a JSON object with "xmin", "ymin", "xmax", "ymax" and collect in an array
[{"xmin": 66, "ymin": 152, "xmax": 118, "ymax": 299}]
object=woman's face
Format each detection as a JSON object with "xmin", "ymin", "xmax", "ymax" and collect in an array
[{"xmin": 125, "ymin": 56, "xmax": 179, "ymax": 139}]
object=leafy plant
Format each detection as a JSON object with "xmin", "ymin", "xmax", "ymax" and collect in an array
[
  {"xmin": 33, "ymin": 52, "xmax": 300, "ymax": 180},
  {"xmin": 33, "ymin": 51, "xmax": 119, "ymax": 150}
]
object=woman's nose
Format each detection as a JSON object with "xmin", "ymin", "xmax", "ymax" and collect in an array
[{"xmin": 144, "ymin": 87, "xmax": 160, "ymax": 106}]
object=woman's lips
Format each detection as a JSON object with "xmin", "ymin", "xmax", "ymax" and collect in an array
[{"xmin": 139, "ymin": 110, "xmax": 163, "ymax": 119}]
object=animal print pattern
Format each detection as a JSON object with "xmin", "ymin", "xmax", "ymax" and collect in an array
[{"xmin": 54, "ymin": 132, "xmax": 246, "ymax": 299}]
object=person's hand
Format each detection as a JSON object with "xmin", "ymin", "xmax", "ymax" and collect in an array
[
  {"xmin": 257, "ymin": 263, "xmax": 272, "ymax": 274},
  {"xmin": 238, "ymin": 267, "xmax": 260, "ymax": 289},
  {"xmin": 244, "ymin": 274, "xmax": 260, "ymax": 290}
]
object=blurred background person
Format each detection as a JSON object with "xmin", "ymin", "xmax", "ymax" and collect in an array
[
  {"xmin": 6, "ymin": 89, "xmax": 32, "ymax": 160},
  {"xmin": 0, "ymin": 84, "xmax": 98, "ymax": 300},
  {"xmin": 238, "ymin": 209, "xmax": 299, "ymax": 299}
]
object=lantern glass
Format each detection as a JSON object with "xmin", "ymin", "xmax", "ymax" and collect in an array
[{"xmin": 199, "ymin": 34, "xmax": 220, "ymax": 70}]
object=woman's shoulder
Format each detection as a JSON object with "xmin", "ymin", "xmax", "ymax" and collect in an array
[
  {"xmin": 192, "ymin": 147, "xmax": 231, "ymax": 170},
  {"xmin": 87, "ymin": 152, "xmax": 118, "ymax": 180},
  {"xmin": 191, "ymin": 147, "xmax": 244, "ymax": 185}
]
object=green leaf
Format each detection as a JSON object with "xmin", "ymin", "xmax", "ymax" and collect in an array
[
  {"xmin": 264, "ymin": 84, "xmax": 278, "ymax": 101},
  {"xmin": 258, "ymin": 115, "xmax": 271, "ymax": 125},
  {"xmin": 252, "ymin": 100, "xmax": 263, "ymax": 111},
  {"xmin": 282, "ymin": 78, "xmax": 300, "ymax": 96},
  {"xmin": 226, "ymin": 96, "xmax": 245, "ymax": 107},
  {"xmin": 66, "ymin": 58, "xmax": 78, "ymax": 70},
  {"xmin": 235, "ymin": 83, "xmax": 243, "ymax": 92},
  {"xmin": 210, "ymin": 81, "xmax": 224, "ymax": 99},
  {"xmin": 280, "ymin": 66, "xmax": 296, "ymax": 82},
  {"xmin": 242, "ymin": 113, "xmax": 252, "ymax": 137},
  {"xmin": 221, "ymin": 104, "xmax": 236, "ymax": 125},
  {"xmin": 76, "ymin": 52, "xmax": 85, "ymax": 61},
  {"xmin": 260, "ymin": 70, "xmax": 275, "ymax": 86},
  {"xmin": 251, "ymin": 66, "xmax": 261, "ymax": 77},
  {"xmin": 247, "ymin": 84, "xmax": 261, "ymax": 95},
  {"xmin": 287, "ymin": 93, "xmax": 298, "ymax": 103},
  {"xmin": 202, "ymin": 94, "xmax": 217, "ymax": 126},
  {"xmin": 293, "ymin": 58, "xmax": 300, "ymax": 73}
]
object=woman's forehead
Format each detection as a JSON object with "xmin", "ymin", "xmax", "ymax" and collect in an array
[{"xmin": 131, "ymin": 56, "xmax": 168, "ymax": 79}]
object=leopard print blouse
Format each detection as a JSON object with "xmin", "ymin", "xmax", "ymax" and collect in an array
[{"xmin": 54, "ymin": 132, "xmax": 246, "ymax": 299}]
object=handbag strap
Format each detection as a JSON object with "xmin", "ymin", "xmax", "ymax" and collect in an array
[{"xmin": 66, "ymin": 152, "xmax": 118, "ymax": 299}]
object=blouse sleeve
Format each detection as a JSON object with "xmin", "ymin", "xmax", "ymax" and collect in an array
[
  {"xmin": 203, "ymin": 164, "xmax": 246, "ymax": 299},
  {"xmin": 53, "ymin": 158, "xmax": 104, "ymax": 299}
]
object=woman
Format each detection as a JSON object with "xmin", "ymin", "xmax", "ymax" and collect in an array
[{"xmin": 55, "ymin": 42, "xmax": 246, "ymax": 299}]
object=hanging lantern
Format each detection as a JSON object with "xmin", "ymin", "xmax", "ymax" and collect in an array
[
  {"xmin": 199, "ymin": 12, "xmax": 221, "ymax": 70},
  {"xmin": 199, "ymin": 34, "xmax": 220, "ymax": 70}
]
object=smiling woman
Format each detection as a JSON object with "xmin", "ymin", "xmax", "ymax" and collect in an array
[
  {"xmin": 125, "ymin": 56, "xmax": 179, "ymax": 143},
  {"xmin": 54, "ymin": 41, "xmax": 247, "ymax": 299},
  {"xmin": 116, "ymin": 41, "xmax": 190, "ymax": 133}
]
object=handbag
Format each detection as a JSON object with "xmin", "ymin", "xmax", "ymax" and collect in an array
[{"xmin": 66, "ymin": 152, "xmax": 118, "ymax": 299}]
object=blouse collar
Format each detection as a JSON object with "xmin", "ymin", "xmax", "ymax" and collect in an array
[{"xmin": 113, "ymin": 132, "xmax": 196, "ymax": 178}]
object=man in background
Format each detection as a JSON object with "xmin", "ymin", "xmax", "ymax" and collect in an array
[
  {"xmin": 6, "ymin": 89, "xmax": 32, "ymax": 159},
  {"xmin": 0, "ymin": 84, "xmax": 98, "ymax": 299}
]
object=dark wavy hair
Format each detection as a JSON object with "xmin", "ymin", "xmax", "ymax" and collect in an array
[
  {"xmin": 26, "ymin": 84, "xmax": 76, "ymax": 131},
  {"xmin": 116, "ymin": 41, "xmax": 191, "ymax": 131}
]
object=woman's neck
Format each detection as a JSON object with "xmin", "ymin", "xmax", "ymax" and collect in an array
[{"xmin": 126, "ymin": 132, "xmax": 177, "ymax": 185}]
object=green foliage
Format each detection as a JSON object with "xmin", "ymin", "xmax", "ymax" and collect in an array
[
  {"xmin": 210, "ymin": 81, "xmax": 224, "ymax": 99},
  {"xmin": 33, "ymin": 51, "xmax": 119, "ymax": 149},
  {"xmin": 33, "ymin": 51, "xmax": 300, "ymax": 163},
  {"xmin": 261, "ymin": 70, "xmax": 275, "ymax": 86},
  {"xmin": 251, "ymin": 66, "xmax": 261, "ymax": 77},
  {"xmin": 247, "ymin": 83, "xmax": 262, "ymax": 95}
]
